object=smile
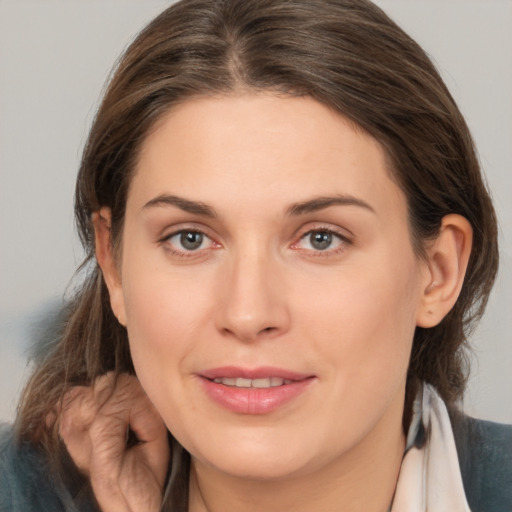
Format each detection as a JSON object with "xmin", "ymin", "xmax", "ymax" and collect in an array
[
  {"xmin": 199, "ymin": 367, "xmax": 316, "ymax": 414},
  {"xmin": 211, "ymin": 377, "xmax": 294, "ymax": 388}
]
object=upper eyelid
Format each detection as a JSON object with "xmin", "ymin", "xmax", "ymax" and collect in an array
[
  {"xmin": 297, "ymin": 229, "xmax": 349, "ymax": 245},
  {"xmin": 294, "ymin": 223, "xmax": 353, "ymax": 242},
  {"xmin": 160, "ymin": 229, "xmax": 218, "ymax": 257},
  {"xmin": 289, "ymin": 226, "xmax": 353, "ymax": 255},
  {"xmin": 301, "ymin": 227, "xmax": 350, "ymax": 238},
  {"xmin": 159, "ymin": 223, "xmax": 215, "ymax": 240},
  {"xmin": 163, "ymin": 229, "xmax": 215, "ymax": 245}
]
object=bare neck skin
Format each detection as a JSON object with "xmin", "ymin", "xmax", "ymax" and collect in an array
[{"xmin": 188, "ymin": 390, "xmax": 405, "ymax": 512}]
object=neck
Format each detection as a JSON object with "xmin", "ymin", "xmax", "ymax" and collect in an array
[{"xmin": 188, "ymin": 397, "xmax": 406, "ymax": 512}]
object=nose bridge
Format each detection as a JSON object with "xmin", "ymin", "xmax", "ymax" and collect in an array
[{"xmin": 216, "ymin": 241, "xmax": 289, "ymax": 341}]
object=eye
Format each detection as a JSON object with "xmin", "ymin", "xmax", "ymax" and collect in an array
[
  {"xmin": 307, "ymin": 231, "xmax": 335, "ymax": 250},
  {"xmin": 165, "ymin": 230, "xmax": 214, "ymax": 252},
  {"xmin": 294, "ymin": 229, "xmax": 349, "ymax": 253}
]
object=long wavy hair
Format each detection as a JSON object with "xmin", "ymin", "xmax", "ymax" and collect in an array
[{"xmin": 16, "ymin": 0, "xmax": 498, "ymax": 507}]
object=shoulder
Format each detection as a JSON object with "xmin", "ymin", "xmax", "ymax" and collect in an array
[
  {"xmin": 449, "ymin": 411, "xmax": 512, "ymax": 512},
  {"xmin": 0, "ymin": 423, "xmax": 66, "ymax": 511},
  {"xmin": 0, "ymin": 423, "xmax": 97, "ymax": 512}
]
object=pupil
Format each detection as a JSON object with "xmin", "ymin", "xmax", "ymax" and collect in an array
[
  {"xmin": 311, "ymin": 232, "xmax": 332, "ymax": 250},
  {"xmin": 180, "ymin": 232, "xmax": 203, "ymax": 250}
]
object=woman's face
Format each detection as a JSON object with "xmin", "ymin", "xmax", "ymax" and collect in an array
[{"xmin": 109, "ymin": 94, "xmax": 432, "ymax": 480}]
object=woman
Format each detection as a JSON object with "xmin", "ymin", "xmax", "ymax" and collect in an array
[{"xmin": 1, "ymin": 0, "xmax": 510, "ymax": 511}]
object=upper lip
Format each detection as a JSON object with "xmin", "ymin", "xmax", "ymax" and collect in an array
[{"xmin": 200, "ymin": 366, "xmax": 313, "ymax": 381}]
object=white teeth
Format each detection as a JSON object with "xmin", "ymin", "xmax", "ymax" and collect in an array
[
  {"xmin": 214, "ymin": 377, "xmax": 236, "ymax": 385},
  {"xmin": 252, "ymin": 378, "xmax": 272, "ymax": 388},
  {"xmin": 235, "ymin": 377, "xmax": 252, "ymax": 388},
  {"xmin": 212, "ymin": 376, "xmax": 291, "ymax": 388}
]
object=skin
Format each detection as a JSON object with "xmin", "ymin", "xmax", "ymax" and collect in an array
[
  {"xmin": 90, "ymin": 94, "xmax": 472, "ymax": 512},
  {"xmin": 58, "ymin": 374, "xmax": 169, "ymax": 512}
]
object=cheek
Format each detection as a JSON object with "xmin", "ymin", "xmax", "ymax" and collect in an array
[
  {"xmin": 123, "ymin": 271, "xmax": 208, "ymax": 357},
  {"xmin": 296, "ymin": 255, "xmax": 421, "ymax": 387},
  {"xmin": 119, "ymin": 247, "xmax": 225, "ymax": 414},
  {"xmin": 120, "ymin": 272, "xmax": 206, "ymax": 434}
]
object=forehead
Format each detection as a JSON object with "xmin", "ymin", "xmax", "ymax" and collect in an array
[{"xmin": 129, "ymin": 94, "xmax": 406, "ymax": 220}]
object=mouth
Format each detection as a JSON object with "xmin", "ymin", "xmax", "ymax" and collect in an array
[
  {"xmin": 198, "ymin": 367, "xmax": 315, "ymax": 414},
  {"xmin": 210, "ymin": 376, "xmax": 294, "ymax": 388}
]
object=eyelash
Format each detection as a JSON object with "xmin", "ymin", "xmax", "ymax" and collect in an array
[
  {"xmin": 291, "ymin": 226, "xmax": 352, "ymax": 257},
  {"xmin": 159, "ymin": 225, "xmax": 352, "ymax": 258},
  {"xmin": 159, "ymin": 228, "xmax": 220, "ymax": 258}
]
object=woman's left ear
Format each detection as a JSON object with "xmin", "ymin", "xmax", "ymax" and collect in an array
[{"xmin": 416, "ymin": 214, "xmax": 473, "ymax": 328}]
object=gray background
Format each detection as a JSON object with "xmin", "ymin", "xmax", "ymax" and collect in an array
[{"xmin": 1, "ymin": 0, "xmax": 511, "ymax": 423}]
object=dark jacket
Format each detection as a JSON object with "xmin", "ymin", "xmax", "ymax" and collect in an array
[
  {"xmin": 1, "ymin": 416, "xmax": 511, "ymax": 511},
  {"xmin": 0, "ymin": 424, "xmax": 98, "ymax": 512},
  {"xmin": 450, "ymin": 412, "xmax": 512, "ymax": 512}
]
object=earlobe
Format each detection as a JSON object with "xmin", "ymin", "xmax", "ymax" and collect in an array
[
  {"xmin": 92, "ymin": 208, "xmax": 127, "ymax": 326},
  {"xmin": 416, "ymin": 214, "xmax": 473, "ymax": 328}
]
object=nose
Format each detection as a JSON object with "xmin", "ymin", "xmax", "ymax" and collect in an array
[{"xmin": 215, "ymin": 248, "xmax": 291, "ymax": 343}]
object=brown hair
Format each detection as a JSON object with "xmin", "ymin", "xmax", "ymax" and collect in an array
[{"xmin": 17, "ymin": 0, "xmax": 498, "ymax": 487}]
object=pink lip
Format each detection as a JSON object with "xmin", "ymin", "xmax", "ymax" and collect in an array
[
  {"xmin": 198, "ymin": 366, "xmax": 316, "ymax": 415},
  {"xmin": 201, "ymin": 366, "xmax": 311, "ymax": 381}
]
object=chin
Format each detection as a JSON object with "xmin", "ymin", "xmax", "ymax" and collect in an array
[
  {"xmin": 184, "ymin": 426, "xmax": 327, "ymax": 481},
  {"xmin": 202, "ymin": 450, "xmax": 311, "ymax": 481}
]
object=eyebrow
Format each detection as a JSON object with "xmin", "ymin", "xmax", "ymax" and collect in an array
[
  {"xmin": 142, "ymin": 194, "xmax": 217, "ymax": 217},
  {"xmin": 286, "ymin": 195, "xmax": 376, "ymax": 216},
  {"xmin": 142, "ymin": 193, "xmax": 375, "ymax": 218}
]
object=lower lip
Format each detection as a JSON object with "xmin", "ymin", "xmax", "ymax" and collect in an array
[{"xmin": 199, "ymin": 377, "xmax": 315, "ymax": 414}]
